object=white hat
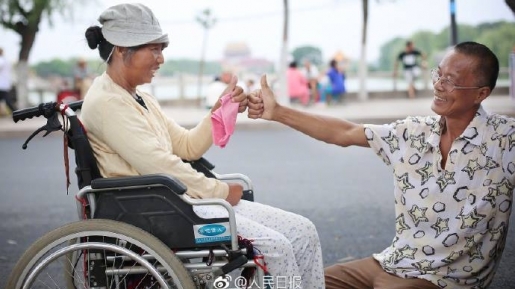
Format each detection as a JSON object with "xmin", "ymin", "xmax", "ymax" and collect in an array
[{"xmin": 98, "ymin": 3, "xmax": 169, "ymax": 47}]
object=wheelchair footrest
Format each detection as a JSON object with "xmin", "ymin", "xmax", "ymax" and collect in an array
[{"xmin": 212, "ymin": 255, "xmax": 248, "ymax": 277}]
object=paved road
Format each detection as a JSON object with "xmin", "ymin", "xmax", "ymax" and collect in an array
[{"xmin": 0, "ymin": 129, "xmax": 513, "ymax": 288}]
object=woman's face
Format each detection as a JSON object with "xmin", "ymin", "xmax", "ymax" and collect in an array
[{"xmin": 123, "ymin": 43, "xmax": 165, "ymax": 86}]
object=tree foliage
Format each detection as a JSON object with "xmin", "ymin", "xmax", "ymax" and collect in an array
[
  {"xmin": 376, "ymin": 21, "xmax": 515, "ymax": 71},
  {"xmin": 31, "ymin": 21, "xmax": 514, "ymax": 77},
  {"xmin": 0, "ymin": 0, "xmax": 84, "ymax": 61},
  {"xmin": 291, "ymin": 45, "xmax": 323, "ymax": 66}
]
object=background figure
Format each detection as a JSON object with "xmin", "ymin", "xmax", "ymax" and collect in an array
[
  {"xmin": 245, "ymin": 78, "xmax": 257, "ymax": 93},
  {"xmin": 300, "ymin": 59, "xmax": 320, "ymax": 104},
  {"xmin": 73, "ymin": 58, "xmax": 92, "ymax": 100},
  {"xmin": 394, "ymin": 40, "xmax": 426, "ymax": 99},
  {"xmin": 0, "ymin": 47, "xmax": 17, "ymax": 115},
  {"xmin": 287, "ymin": 61, "xmax": 310, "ymax": 106},
  {"xmin": 205, "ymin": 71, "xmax": 233, "ymax": 109},
  {"xmin": 326, "ymin": 59, "xmax": 345, "ymax": 105}
]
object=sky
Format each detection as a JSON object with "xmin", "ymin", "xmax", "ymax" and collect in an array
[{"xmin": 0, "ymin": 0, "xmax": 513, "ymax": 65}]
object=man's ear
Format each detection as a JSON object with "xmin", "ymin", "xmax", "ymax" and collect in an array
[{"xmin": 474, "ymin": 86, "xmax": 491, "ymax": 104}]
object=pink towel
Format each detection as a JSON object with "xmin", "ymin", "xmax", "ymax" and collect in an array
[{"xmin": 211, "ymin": 93, "xmax": 239, "ymax": 148}]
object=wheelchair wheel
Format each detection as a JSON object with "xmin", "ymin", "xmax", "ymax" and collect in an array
[{"xmin": 6, "ymin": 219, "xmax": 196, "ymax": 289}]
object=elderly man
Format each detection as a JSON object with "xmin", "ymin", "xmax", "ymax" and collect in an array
[{"xmin": 248, "ymin": 41, "xmax": 514, "ymax": 289}]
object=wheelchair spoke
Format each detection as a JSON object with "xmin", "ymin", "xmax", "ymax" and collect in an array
[{"xmin": 7, "ymin": 220, "xmax": 196, "ymax": 289}]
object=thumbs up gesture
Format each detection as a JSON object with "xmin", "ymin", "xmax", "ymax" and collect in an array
[
  {"xmin": 212, "ymin": 75, "xmax": 248, "ymax": 113},
  {"xmin": 247, "ymin": 74, "xmax": 278, "ymax": 120}
]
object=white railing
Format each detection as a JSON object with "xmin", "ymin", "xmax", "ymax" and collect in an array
[{"xmin": 27, "ymin": 68, "xmax": 511, "ymax": 105}]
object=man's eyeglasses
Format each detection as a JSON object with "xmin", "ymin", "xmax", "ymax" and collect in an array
[{"xmin": 430, "ymin": 69, "xmax": 484, "ymax": 92}]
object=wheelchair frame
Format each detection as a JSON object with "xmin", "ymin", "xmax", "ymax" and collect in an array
[{"xmin": 7, "ymin": 101, "xmax": 265, "ymax": 289}]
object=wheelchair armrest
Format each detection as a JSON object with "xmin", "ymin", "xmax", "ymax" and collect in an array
[
  {"xmin": 186, "ymin": 157, "xmax": 255, "ymax": 201},
  {"xmin": 91, "ymin": 174, "xmax": 187, "ymax": 195},
  {"xmin": 214, "ymin": 172, "xmax": 255, "ymax": 201},
  {"xmin": 184, "ymin": 157, "xmax": 216, "ymax": 178},
  {"xmin": 213, "ymin": 172, "xmax": 253, "ymax": 191},
  {"xmin": 190, "ymin": 157, "xmax": 215, "ymax": 170}
]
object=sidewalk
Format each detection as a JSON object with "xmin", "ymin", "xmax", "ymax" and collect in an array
[{"xmin": 1, "ymin": 94, "xmax": 514, "ymax": 139}]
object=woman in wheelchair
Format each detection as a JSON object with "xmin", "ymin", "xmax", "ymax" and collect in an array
[{"xmin": 80, "ymin": 3, "xmax": 324, "ymax": 288}]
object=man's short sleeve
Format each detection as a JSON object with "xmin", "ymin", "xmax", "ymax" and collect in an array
[{"xmin": 364, "ymin": 119, "xmax": 411, "ymax": 167}]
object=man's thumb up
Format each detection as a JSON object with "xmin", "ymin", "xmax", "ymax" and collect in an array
[{"xmin": 260, "ymin": 74, "xmax": 271, "ymax": 92}]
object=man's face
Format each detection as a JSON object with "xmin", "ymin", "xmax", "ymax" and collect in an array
[{"xmin": 431, "ymin": 50, "xmax": 489, "ymax": 119}]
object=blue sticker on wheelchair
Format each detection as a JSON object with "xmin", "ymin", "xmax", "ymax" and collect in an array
[{"xmin": 194, "ymin": 222, "xmax": 231, "ymax": 244}]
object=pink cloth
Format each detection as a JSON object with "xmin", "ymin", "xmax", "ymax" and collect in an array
[{"xmin": 211, "ymin": 93, "xmax": 239, "ymax": 148}]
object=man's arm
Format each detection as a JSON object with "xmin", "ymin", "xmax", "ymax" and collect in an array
[{"xmin": 248, "ymin": 75, "xmax": 369, "ymax": 148}]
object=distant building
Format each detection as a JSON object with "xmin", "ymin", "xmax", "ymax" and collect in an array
[{"xmin": 220, "ymin": 41, "xmax": 274, "ymax": 75}]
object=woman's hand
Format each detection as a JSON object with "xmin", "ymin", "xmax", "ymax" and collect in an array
[
  {"xmin": 225, "ymin": 183, "xmax": 243, "ymax": 206},
  {"xmin": 211, "ymin": 75, "xmax": 248, "ymax": 113}
]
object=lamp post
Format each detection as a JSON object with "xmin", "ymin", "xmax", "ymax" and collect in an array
[{"xmin": 450, "ymin": 0, "xmax": 458, "ymax": 45}]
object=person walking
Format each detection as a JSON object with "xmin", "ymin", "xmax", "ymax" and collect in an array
[
  {"xmin": 0, "ymin": 48, "xmax": 17, "ymax": 114},
  {"xmin": 248, "ymin": 41, "xmax": 514, "ymax": 289},
  {"xmin": 394, "ymin": 40, "xmax": 426, "ymax": 99}
]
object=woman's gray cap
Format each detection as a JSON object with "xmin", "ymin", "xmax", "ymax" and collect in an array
[{"xmin": 98, "ymin": 3, "xmax": 169, "ymax": 47}]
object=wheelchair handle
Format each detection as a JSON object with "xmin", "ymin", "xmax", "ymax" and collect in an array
[{"xmin": 12, "ymin": 100, "xmax": 83, "ymax": 123}]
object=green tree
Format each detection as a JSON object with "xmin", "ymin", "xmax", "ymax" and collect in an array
[
  {"xmin": 377, "ymin": 37, "xmax": 405, "ymax": 72},
  {"xmin": 291, "ymin": 45, "xmax": 323, "ymax": 66},
  {"xmin": 0, "ymin": 0, "xmax": 86, "ymax": 107},
  {"xmin": 33, "ymin": 58, "xmax": 71, "ymax": 77},
  {"xmin": 377, "ymin": 21, "xmax": 515, "ymax": 71},
  {"xmin": 477, "ymin": 22, "xmax": 515, "ymax": 68}
]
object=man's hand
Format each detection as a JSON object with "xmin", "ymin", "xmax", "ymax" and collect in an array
[
  {"xmin": 247, "ymin": 74, "xmax": 279, "ymax": 120},
  {"xmin": 225, "ymin": 183, "xmax": 243, "ymax": 206},
  {"xmin": 211, "ymin": 75, "xmax": 248, "ymax": 113}
]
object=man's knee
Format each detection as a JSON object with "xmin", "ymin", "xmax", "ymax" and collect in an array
[{"xmin": 324, "ymin": 260, "xmax": 373, "ymax": 289}]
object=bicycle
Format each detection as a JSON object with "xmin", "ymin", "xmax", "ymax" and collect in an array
[{"xmin": 6, "ymin": 100, "xmax": 264, "ymax": 289}]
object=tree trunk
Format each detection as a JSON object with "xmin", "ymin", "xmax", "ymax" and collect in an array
[
  {"xmin": 16, "ymin": 25, "xmax": 39, "ymax": 108},
  {"xmin": 277, "ymin": 0, "xmax": 290, "ymax": 105},
  {"xmin": 15, "ymin": 61, "xmax": 30, "ymax": 108},
  {"xmin": 12, "ymin": 8, "xmax": 41, "ymax": 108},
  {"xmin": 197, "ymin": 29, "xmax": 208, "ymax": 106},
  {"xmin": 358, "ymin": 0, "xmax": 369, "ymax": 101}
]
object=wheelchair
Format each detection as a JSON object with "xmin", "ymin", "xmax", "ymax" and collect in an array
[{"xmin": 6, "ymin": 101, "xmax": 266, "ymax": 289}]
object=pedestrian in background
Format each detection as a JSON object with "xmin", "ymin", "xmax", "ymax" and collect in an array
[
  {"xmin": 326, "ymin": 59, "xmax": 345, "ymax": 105},
  {"xmin": 300, "ymin": 59, "xmax": 320, "ymax": 104},
  {"xmin": 287, "ymin": 61, "xmax": 310, "ymax": 106},
  {"xmin": 0, "ymin": 47, "xmax": 17, "ymax": 115},
  {"xmin": 205, "ymin": 71, "xmax": 234, "ymax": 109},
  {"xmin": 73, "ymin": 58, "xmax": 92, "ymax": 100},
  {"xmin": 394, "ymin": 40, "xmax": 426, "ymax": 99}
]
